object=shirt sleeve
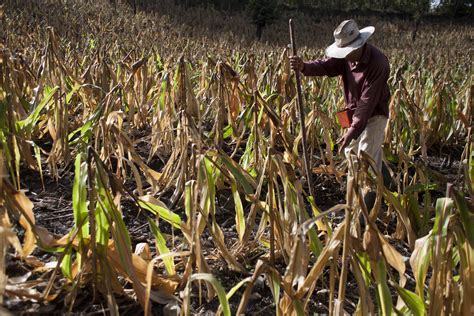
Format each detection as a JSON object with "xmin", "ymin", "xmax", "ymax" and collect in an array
[
  {"xmin": 345, "ymin": 60, "xmax": 390, "ymax": 142},
  {"xmin": 301, "ymin": 58, "xmax": 345, "ymax": 77}
]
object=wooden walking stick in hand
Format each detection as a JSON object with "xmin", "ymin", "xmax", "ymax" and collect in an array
[{"xmin": 289, "ymin": 19, "xmax": 315, "ymax": 200}]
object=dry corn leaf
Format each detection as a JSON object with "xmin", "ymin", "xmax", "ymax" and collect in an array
[
  {"xmin": 135, "ymin": 242, "xmax": 152, "ymax": 261},
  {"xmin": 23, "ymin": 256, "xmax": 45, "ymax": 269},
  {"xmin": 312, "ymin": 165, "xmax": 345, "ymax": 177},
  {"xmin": 363, "ymin": 226, "xmax": 382, "ymax": 263},
  {"xmin": 377, "ymin": 230, "xmax": 407, "ymax": 287},
  {"xmin": 283, "ymin": 237, "xmax": 308, "ymax": 293},
  {"xmin": 106, "ymin": 243, "xmax": 178, "ymax": 294},
  {"xmin": 279, "ymin": 293, "xmax": 296, "ymax": 316},
  {"xmin": 11, "ymin": 192, "xmax": 36, "ymax": 257},
  {"xmin": 236, "ymin": 259, "xmax": 267, "ymax": 315},
  {"xmin": 295, "ymin": 224, "xmax": 344, "ymax": 299}
]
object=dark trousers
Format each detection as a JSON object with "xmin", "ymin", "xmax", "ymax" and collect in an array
[{"xmin": 363, "ymin": 162, "xmax": 394, "ymax": 210}]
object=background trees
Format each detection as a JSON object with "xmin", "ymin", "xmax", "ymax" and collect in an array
[
  {"xmin": 207, "ymin": 0, "xmax": 469, "ymax": 39},
  {"xmin": 170, "ymin": 0, "xmax": 471, "ymax": 16},
  {"xmin": 118, "ymin": 0, "xmax": 472, "ymax": 40},
  {"xmin": 247, "ymin": 0, "xmax": 280, "ymax": 40}
]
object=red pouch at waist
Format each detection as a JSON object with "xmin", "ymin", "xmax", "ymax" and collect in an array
[{"xmin": 336, "ymin": 109, "xmax": 354, "ymax": 129}]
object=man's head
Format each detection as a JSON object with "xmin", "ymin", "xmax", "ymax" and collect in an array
[{"xmin": 325, "ymin": 20, "xmax": 374, "ymax": 59}]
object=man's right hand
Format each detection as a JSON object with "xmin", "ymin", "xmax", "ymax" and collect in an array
[{"xmin": 289, "ymin": 56, "xmax": 304, "ymax": 72}]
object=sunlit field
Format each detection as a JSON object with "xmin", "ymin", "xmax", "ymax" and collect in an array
[{"xmin": 1, "ymin": 0, "xmax": 472, "ymax": 315}]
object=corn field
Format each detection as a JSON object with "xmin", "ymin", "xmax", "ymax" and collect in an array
[{"xmin": 0, "ymin": 0, "xmax": 473, "ymax": 315}]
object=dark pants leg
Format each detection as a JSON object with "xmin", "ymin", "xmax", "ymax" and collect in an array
[{"xmin": 362, "ymin": 162, "xmax": 394, "ymax": 218}]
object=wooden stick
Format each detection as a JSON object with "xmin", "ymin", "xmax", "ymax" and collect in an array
[{"xmin": 289, "ymin": 19, "xmax": 315, "ymax": 200}]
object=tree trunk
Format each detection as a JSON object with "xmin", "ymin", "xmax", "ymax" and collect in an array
[
  {"xmin": 451, "ymin": 0, "xmax": 462, "ymax": 22},
  {"xmin": 411, "ymin": 18, "xmax": 419, "ymax": 42},
  {"xmin": 256, "ymin": 24, "xmax": 264, "ymax": 40}
]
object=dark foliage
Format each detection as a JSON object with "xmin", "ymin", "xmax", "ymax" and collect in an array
[{"xmin": 247, "ymin": 0, "xmax": 280, "ymax": 40}]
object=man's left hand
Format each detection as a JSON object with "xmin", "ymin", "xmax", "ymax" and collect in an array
[{"xmin": 337, "ymin": 134, "xmax": 350, "ymax": 155}]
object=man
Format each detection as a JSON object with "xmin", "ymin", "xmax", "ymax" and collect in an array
[{"xmin": 290, "ymin": 19, "xmax": 391, "ymax": 210}]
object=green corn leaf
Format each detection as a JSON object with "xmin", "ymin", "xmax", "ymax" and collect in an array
[
  {"xmin": 32, "ymin": 143, "xmax": 44, "ymax": 189},
  {"xmin": 68, "ymin": 120, "xmax": 90, "ymax": 142},
  {"xmin": 404, "ymin": 183, "xmax": 438, "ymax": 194},
  {"xmin": 433, "ymin": 198, "xmax": 453, "ymax": 236},
  {"xmin": 189, "ymin": 273, "xmax": 231, "ymax": 316},
  {"xmin": 239, "ymin": 130, "xmax": 255, "ymax": 170},
  {"xmin": 204, "ymin": 156, "xmax": 216, "ymax": 196},
  {"xmin": 154, "ymin": 53, "xmax": 163, "ymax": 71},
  {"xmin": 259, "ymin": 237, "xmax": 270, "ymax": 248},
  {"xmin": 68, "ymin": 104, "xmax": 103, "ymax": 143},
  {"xmin": 356, "ymin": 253, "xmax": 372, "ymax": 285},
  {"xmin": 0, "ymin": 129, "xmax": 16, "ymax": 188},
  {"xmin": 223, "ymin": 125, "xmax": 233, "ymax": 139},
  {"xmin": 211, "ymin": 152, "xmax": 256, "ymax": 195},
  {"xmin": 395, "ymin": 306, "xmax": 411, "ymax": 316},
  {"xmin": 308, "ymin": 196, "xmax": 331, "ymax": 234},
  {"xmin": 305, "ymin": 217, "xmax": 323, "ymax": 257},
  {"xmin": 16, "ymin": 86, "xmax": 59, "ymax": 134},
  {"xmin": 293, "ymin": 299, "xmax": 305, "ymax": 316},
  {"xmin": 72, "ymin": 154, "xmax": 89, "ymax": 239},
  {"xmin": 95, "ymin": 187, "xmax": 111, "ymax": 247},
  {"xmin": 138, "ymin": 196, "xmax": 181, "ymax": 229},
  {"xmin": 159, "ymin": 73, "xmax": 169, "ymax": 111},
  {"xmin": 226, "ymin": 277, "xmax": 252, "ymax": 301},
  {"xmin": 104, "ymin": 198, "xmax": 147, "ymax": 309},
  {"xmin": 60, "ymin": 247, "xmax": 73, "ymax": 281},
  {"xmin": 270, "ymin": 271, "xmax": 281, "ymax": 315},
  {"xmin": 392, "ymin": 282, "xmax": 426, "ymax": 316},
  {"xmin": 197, "ymin": 161, "xmax": 211, "ymax": 234},
  {"xmin": 231, "ymin": 180, "xmax": 246, "ymax": 241},
  {"xmin": 148, "ymin": 219, "xmax": 176, "ymax": 276},
  {"xmin": 374, "ymin": 260, "xmax": 393, "ymax": 316},
  {"xmin": 453, "ymin": 190, "xmax": 474, "ymax": 247},
  {"xmin": 410, "ymin": 234, "xmax": 432, "ymax": 300},
  {"xmin": 66, "ymin": 83, "xmax": 82, "ymax": 104}
]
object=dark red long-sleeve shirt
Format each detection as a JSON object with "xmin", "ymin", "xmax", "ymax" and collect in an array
[{"xmin": 302, "ymin": 44, "xmax": 390, "ymax": 143}]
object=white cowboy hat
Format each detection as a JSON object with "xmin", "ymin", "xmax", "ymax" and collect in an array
[{"xmin": 325, "ymin": 20, "xmax": 375, "ymax": 59}]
